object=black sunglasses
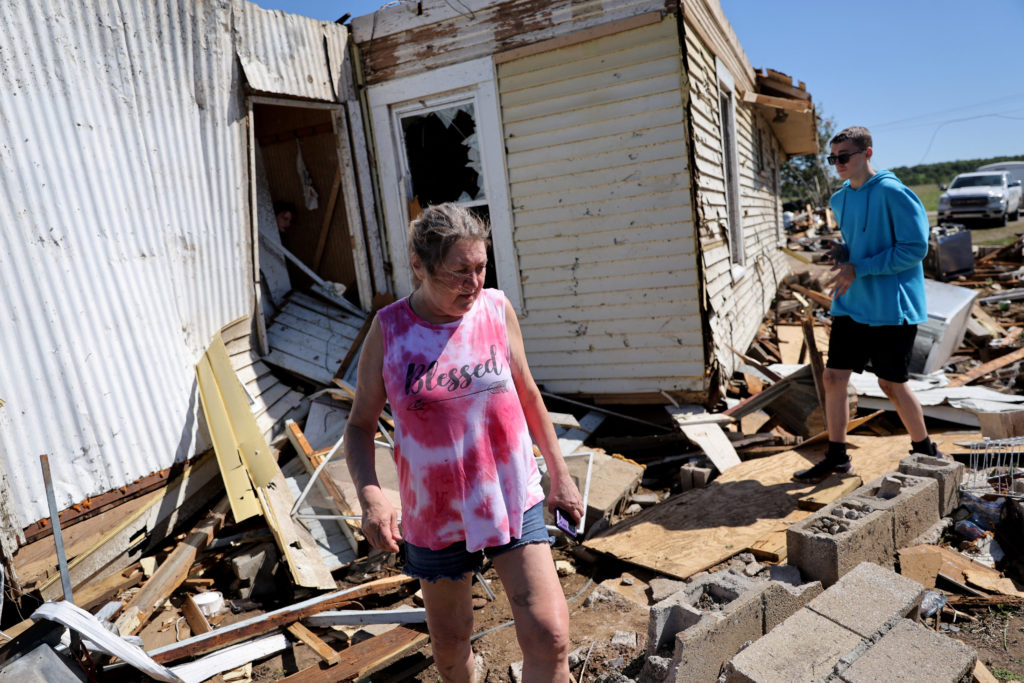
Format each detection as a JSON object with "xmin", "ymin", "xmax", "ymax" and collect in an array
[{"xmin": 826, "ymin": 150, "xmax": 864, "ymax": 166}]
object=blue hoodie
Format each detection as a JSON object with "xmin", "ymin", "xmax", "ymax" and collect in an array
[{"xmin": 829, "ymin": 169, "xmax": 929, "ymax": 326}]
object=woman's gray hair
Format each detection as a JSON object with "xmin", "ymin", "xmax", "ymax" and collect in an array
[{"xmin": 407, "ymin": 203, "xmax": 490, "ymax": 284}]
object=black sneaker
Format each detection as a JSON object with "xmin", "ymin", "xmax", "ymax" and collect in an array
[
  {"xmin": 793, "ymin": 457, "xmax": 853, "ymax": 482},
  {"xmin": 910, "ymin": 442, "xmax": 949, "ymax": 460}
]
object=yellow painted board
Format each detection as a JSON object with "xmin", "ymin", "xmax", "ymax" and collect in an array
[
  {"xmin": 196, "ymin": 354, "xmax": 260, "ymax": 522},
  {"xmin": 206, "ymin": 334, "xmax": 278, "ymax": 488},
  {"xmin": 258, "ymin": 469, "xmax": 337, "ymax": 590}
]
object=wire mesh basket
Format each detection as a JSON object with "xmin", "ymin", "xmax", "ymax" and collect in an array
[{"xmin": 962, "ymin": 436, "xmax": 1024, "ymax": 499}]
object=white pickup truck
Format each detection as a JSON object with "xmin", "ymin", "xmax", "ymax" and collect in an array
[{"xmin": 937, "ymin": 171, "xmax": 1021, "ymax": 227}]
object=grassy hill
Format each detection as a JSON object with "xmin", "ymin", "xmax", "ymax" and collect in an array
[
  {"xmin": 908, "ymin": 184, "xmax": 941, "ymax": 212},
  {"xmin": 893, "ymin": 154, "xmax": 1024, "ymax": 187}
]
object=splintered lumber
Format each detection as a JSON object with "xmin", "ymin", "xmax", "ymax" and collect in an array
[
  {"xmin": 278, "ymin": 625, "xmax": 429, "ymax": 682},
  {"xmin": 258, "ymin": 468, "xmax": 337, "ymax": 590},
  {"xmin": 287, "ymin": 622, "xmax": 340, "ymax": 665},
  {"xmin": 802, "ymin": 313, "xmax": 828, "ymax": 424},
  {"xmin": 199, "ymin": 334, "xmax": 336, "ymax": 589},
  {"xmin": 115, "ymin": 497, "xmax": 231, "ymax": 635},
  {"xmin": 182, "ymin": 595, "xmax": 212, "ymax": 636},
  {"xmin": 170, "ymin": 632, "xmax": 290, "ymax": 683},
  {"xmin": 585, "ymin": 434, "xmax": 919, "ymax": 579},
  {"xmin": 788, "ymin": 282, "xmax": 833, "ymax": 309},
  {"xmin": 148, "ymin": 574, "xmax": 416, "ymax": 664},
  {"xmin": 947, "ymin": 346, "xmax": 1024, "ymax": 387},
  {"xmin": 797, "ymin": 473, "xmax": 863, "ymax": 511},
  {"xmin": 36, "ymin": 452, "xmax": 221, "ymax": 601}
]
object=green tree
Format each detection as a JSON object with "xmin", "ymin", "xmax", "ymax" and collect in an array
[{"xmin": 781, "ymin": 109, "xmax": 838, "ymax": 208}]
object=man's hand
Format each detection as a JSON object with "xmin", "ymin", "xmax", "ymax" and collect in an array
[
  {"xmin": 360, "ymin": 493, "xmax": 402, "ymax": 553},
  {"xmin": 827, "ymin": 262, "xmax": 856, "ymax": 298}
]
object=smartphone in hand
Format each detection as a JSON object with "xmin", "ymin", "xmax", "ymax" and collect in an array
[{"xmin": 555, "ymin": 508, "xmax": 578, "ymax": 538}]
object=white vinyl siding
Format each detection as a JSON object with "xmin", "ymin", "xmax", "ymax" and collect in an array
[
  {"xmin": 684, "ymin": 17, "xmax": 789, "ymax": 379},
  {"xmin": 499, "ymin": 16, "xmax": 704, "ymax": 397}
]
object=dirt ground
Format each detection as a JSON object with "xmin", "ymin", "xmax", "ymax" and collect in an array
[{"xmin": 954, "ymin": 604, "xmax": 1024, "ymax": 681}]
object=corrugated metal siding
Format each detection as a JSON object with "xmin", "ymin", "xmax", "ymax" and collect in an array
[
  {"xmin": 353, "ymin": 0, "xmax": 674, "ymax": 86},
  {"xmin": 0, "ymin": 0, "xmax": 337, "ymax": 532},
  {"xmin": 234, "ymin": 2, "xmax": 348, "ymax": 101},
  {"xmin": 499, "ymin": 16, "xmax": 704, "ymax": 397},
  {"xmin": 683, "ymin": 11, "xmax": 789, "ymax": 380}
]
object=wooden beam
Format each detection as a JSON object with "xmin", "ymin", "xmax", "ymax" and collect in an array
[
  {"xmin": 278, "ymin": 625, "xmax": 428, "ymax": 682},
  {"xmin": 788, "ymin": 282, "xmax": 833, "ymax": 309},
  {"xmin": 286, "ymin": 622, "xmax": 340, "ymax": 665},
  {"xmin": 947, "ymin": 346, "xmax": 1024, "ymax": 387},
  {"xmin": 802, "ymin": 313, "xmax": 827, "ymax": 426},
  {"xmin": 36, "ymin": 453, "xmax": 221, "ymax": 601},
  {"xmin": 182, "ymin": 595, "xmax": 213, "ymax": 636},
  {"xmin": 313, "ymin": 168, "xmax": 342, "ymax": 272},
  {"xmin": 801, "ymin": 410, "xmax": 885, "ymax": 448},
  {"xmin": 742, "ymin": 90, "xmax": 812, "ymax": 113},
  {"xmin": 149, "ymin": 575, "xmax": 415, "ymax": 664},
  {"xmin": 114, "ymin": 497, "xmax": 231, "ymax": 635}
]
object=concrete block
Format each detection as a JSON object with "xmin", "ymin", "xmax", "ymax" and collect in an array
[
  {"xmin": 762, "ymin": 580, "xmax": 823, "ymax": 633},
  {"xmin": 806, "ymin": 562, "xmax": 925, "ymax": 639},
  {"xmin": 724, "ymin": 608, "xmax": 863, "ymax": 682},
  {"xmin": 910, "ymin": 517, "xmax": 953, "ymax": 547},
  {"xmin": 680, "ymin": 462, "xmax": 713, "ymax": 490},
  {"xmin": 786, "ymin": 499, "xmax": 894, "ymax": 587},
  {"xmin": 641, "ymin": 655, "xmax": 672, "ymax": 682},
  {"xmin": 768, "ymin": 564, "xmax": 802, "ymax": 586},
  {"xmin": 669, "ymin": 588, "xmax": 764, "ymax": 683},
  {"xmin": 230, "ymin": 542, "xmax": 279, "ymax": 599},
  {"xmin": 898, "ymin": 453, "xmax": 965, "ymax": 517},
  {"xmin": 850, "ymin": 473, "xmax": 940, "ymax": 550},
  {"xmin": 838, "ymin": 619, "xmax": 976, "ymax": 683},
  {"xmin": 647, "ymin": 592, "xmax": 702, "ymax": 656},
  {"xmin": 649, "ymin": 577, "xmax": 686, "ymax": 604}
]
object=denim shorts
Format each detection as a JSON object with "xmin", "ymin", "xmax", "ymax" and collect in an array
[{"xmin": 403, "ymin": 501, "xmax": 551, "ymax": 582}]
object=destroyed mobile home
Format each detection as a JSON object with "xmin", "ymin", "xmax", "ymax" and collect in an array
[{"xmin": 2, "ymin": 0, "xmax": 1024, "ymax": 680}]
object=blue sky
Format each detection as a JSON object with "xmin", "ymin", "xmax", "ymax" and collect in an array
[{"xmin": 256, "ymin": 0, "xmax": 1024, "ymax": 169}]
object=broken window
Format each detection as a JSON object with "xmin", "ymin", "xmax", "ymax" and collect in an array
[{"xmin": 399, "ymin": 102, "xmax": 485, "ymax": 206}]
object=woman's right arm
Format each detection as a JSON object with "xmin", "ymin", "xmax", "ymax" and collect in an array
[{"xmin": 344, "ymin": 317, "xmax": 402, "ymax": 552}]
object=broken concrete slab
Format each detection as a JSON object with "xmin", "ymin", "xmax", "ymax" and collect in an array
[
  {"xmin": 837, "ymin": 619, "xmax": 975, "ymax": 683},
  {"xmin": 762, "ymin": 580, "xmax": 822, "ymax": 633},
  {"xmin": 600, "ymin": 573, "xmax": 651, "ymax": 608},
  {"xmin": 787, "ymin": 499, "xmax": 894, "ymax": 587},
  {"xmin": 897, "ymin": 453, "xmax": 964, "ymax": 517},
  {"xmin": 649, "ymin": 577, "xmax": 686, "ymax": 604}
]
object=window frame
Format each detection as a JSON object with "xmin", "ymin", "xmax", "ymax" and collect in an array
[{"xmin": 366, "ymin": 58, "xmax": 522, "ymax": 310}]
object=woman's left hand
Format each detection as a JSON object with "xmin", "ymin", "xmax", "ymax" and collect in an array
[{"xmin": 547, "ymin": 470, "xmax": 584, "ymax": 525}]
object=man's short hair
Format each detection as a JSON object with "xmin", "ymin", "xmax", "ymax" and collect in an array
[{"xmin": 830, "ymin": 126, "xmax": 873, "ymax": 151}]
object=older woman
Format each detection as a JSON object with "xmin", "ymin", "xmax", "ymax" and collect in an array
[{"xmin": 345, "ymin": 203, "xmax": 584, "ymax": 682}]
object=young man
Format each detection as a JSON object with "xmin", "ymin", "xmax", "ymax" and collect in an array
[{"xmin": 794, "ymin": 126, "xmax": 942, "ymax": 482}]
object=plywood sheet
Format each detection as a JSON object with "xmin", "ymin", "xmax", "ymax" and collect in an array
[{"xmin": 584, "ymin": 433, "xmax": 963, "ymax": 579}]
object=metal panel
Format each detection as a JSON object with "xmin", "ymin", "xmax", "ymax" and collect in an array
[
  {"xmin": 0, "ymin": 0, "xmax": 336, "ymax": 532},
  {"xmin": 234, "ymin": 2, "xmax": 347, "ymax": 101},
  {"xmin": 499, "ymin": 16, "xmax": 704, "ymax": 397}
]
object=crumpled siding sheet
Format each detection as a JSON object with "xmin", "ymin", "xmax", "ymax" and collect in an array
[
  {"xmin": 0, "ymin": 0, "xmax": 250, "ymax": 529},
  {"xmin": 234, "ymin": 2, "xmax": 348, "ymax": 101}
]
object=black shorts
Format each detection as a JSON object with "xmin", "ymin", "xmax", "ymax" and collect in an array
[{"xmin": 826, "ymin": 316, "xmax": 917, "ymax": 383}]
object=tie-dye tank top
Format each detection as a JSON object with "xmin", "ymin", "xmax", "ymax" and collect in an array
[{"xmin": 376, "ymin": 288, "xmax": 544, "ymax": 552}]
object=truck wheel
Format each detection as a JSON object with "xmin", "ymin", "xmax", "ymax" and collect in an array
[
  {"xmin": 995, "ymin": 211, "xmax": 1008, "ymax": 227},
  {"xmin": 1012, "ymin": 205, "xmax": 1020, "ymax": 221}
]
